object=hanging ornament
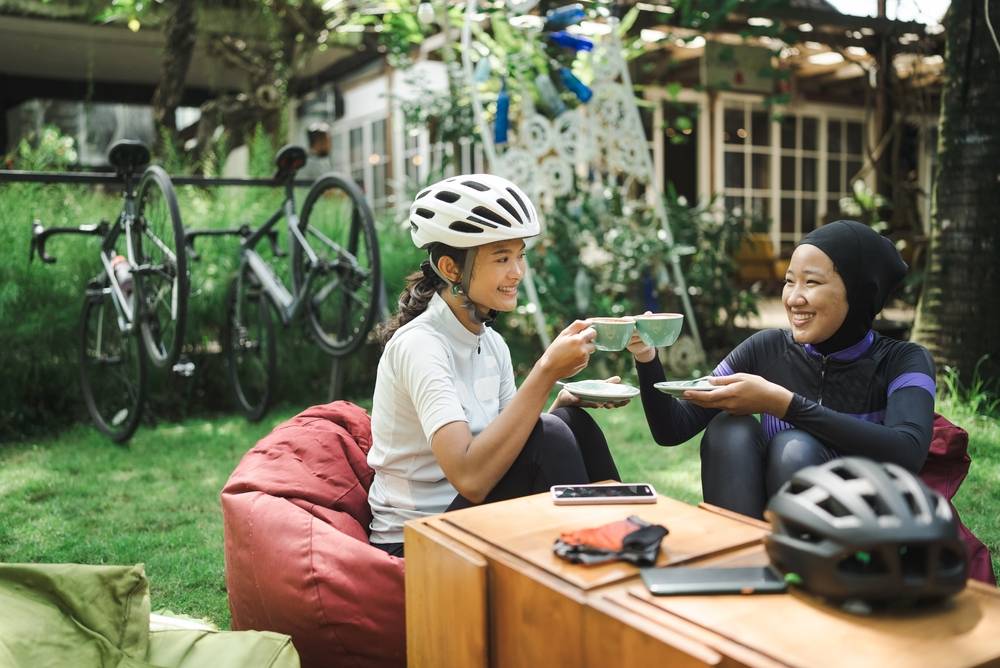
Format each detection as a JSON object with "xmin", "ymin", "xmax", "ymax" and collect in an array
[
  {"xmin": 534, "ymin": 73, "xmax": 566, "ymax": 117},
  {"xmin": 473, "ymin": 54, "xmax": 492, "ymax": 83},
  {"xmin": 494, "ymin": 80, "xmax": 510, "ymax": 145},
  {"xmin": 544, "ymin": 3, "xmax": 585, "ymax": 31},
  {"xmin": 417, "ymin": 2, "xmax": 435, "ymax": 26},
  {"xmin": 557, "ymin": 66, "xmax": 593, "ymax": 103},
  {"xmin": 548, "ymin": 31, "xmax": 594, "ymax": 52}
]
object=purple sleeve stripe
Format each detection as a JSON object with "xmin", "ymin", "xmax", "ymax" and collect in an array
[
  {"xmin": 888, "ymin": 372, "xmax": 936, "ymax": 398},
  {"xmin": 713, "ymin": 360, "xmax": 735, "ymax": 377}
]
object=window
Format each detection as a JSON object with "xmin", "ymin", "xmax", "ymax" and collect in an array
[
  {"xmin": 779, "ymin": 113, "xmax": 821, "ymax": 249},
  {"xmin": 349, "ymin": 126, "xmax": 365, "ymax": 190},
  {"xmin": 370, "ymin": 118, "xmax": 390, "ymax": 213},
  {"xmin": 720, "ymin": 100, "xmax": 771, "ymax": 225},
  {"xmin": 404, "ymin": 128, "xmax": 423, "ymax": 187},
  {"xmin": 716, "ymin": 98, "xmax": 868, "ymax": 250},
  {"xmin": 825, "ymin": 118, "xmax": 865, "ymax": 223}
]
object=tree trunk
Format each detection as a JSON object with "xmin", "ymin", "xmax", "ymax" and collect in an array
[
  {"xmin": 151, "ymin": 0, "xmax": 197, "ymax": 136},
  {"xmin": 911, "ymin": 0, "xmax": 1000, "ymax": 384}
]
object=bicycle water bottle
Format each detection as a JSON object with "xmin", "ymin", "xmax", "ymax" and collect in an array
[
  {"xmin": 112, "ymin": 255, "xmax": 133, "ymax": 297},
  {"xmin": 495, "ymin": 82, "xmax": 510, "ymax": 145},
  {"xmin": 544, "ymin": 3, "xmax": 585, "ymax": 31},
  {"xmin": 558, "ymin": 67, "xmax": 593, "ymax": 103},
  {"xmin": 548, "ymin": 31, "xmax": 593, "ymax": 52}
]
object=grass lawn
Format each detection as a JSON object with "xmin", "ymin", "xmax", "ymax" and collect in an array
[{"xmin": 1, "ymin": 394, "xmax": 997, "ymax": 629}]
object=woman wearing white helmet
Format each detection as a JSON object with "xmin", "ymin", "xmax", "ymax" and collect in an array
[{"xmin": 366, "ymin": 174, "xmax": 624, "ymax": 557}]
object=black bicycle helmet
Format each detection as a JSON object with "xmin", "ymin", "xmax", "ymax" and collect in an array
[{"xmin": 765, "ymin": 457, "xmax": 967, "ymax": 605}]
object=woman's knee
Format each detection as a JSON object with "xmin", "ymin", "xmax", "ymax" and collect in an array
[
  {"xmin": 528, "ymin": 413, "xmax": 579, "ymax": 459},
  {"xmin": 700, "ymin": 413, "xmax": 765, "ymax": 461},
  {"xmin": 766, "ymin": 430, "xmax": 832, "ymax": 494}
]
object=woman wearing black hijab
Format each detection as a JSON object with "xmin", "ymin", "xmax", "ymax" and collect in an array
[{"xmin": 630, "ymin": 220, "xmax": 935, "ymax": 519}]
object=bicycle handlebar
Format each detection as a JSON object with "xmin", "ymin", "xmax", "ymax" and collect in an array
[{"xmin": 29, "ymin": 220, "xmax": 108, "ymax": 264}]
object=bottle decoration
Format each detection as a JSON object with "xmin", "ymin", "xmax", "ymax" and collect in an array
[
  {"xmin": 556, "ymin": 64, "xmax": 593, "ymax": 103},
  {"xmin": 495, "ymin": 79, "xmax": 510, "ymax": 145},
  {"xmin": 543, "ymin": 3, "xmax": 585, "ymax": 31},
  {"xmin": 534, "ymin": 73, "xmax": 566, "ymax": 116},
  {"xmin": 548, "ymin": 31, "xmax": 594, "ymax": 52}
]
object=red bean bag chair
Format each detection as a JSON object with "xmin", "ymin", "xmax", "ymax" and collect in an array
[
  {"xmin": 221, "ymin": 401, "xmax": 405, "ymax": 668},
  {"xmin": 920, "ymin": 413, "xmax": 995, "ymax": 586}
]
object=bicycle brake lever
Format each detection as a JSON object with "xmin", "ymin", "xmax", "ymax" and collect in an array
[{"xmin": 29, "ymin": 220, "xmax": 56, "ymax": 264}]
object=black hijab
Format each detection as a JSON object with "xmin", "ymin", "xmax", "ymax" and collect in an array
[{"xmin": 796, "ymin": 220, "xmax": 908, "ymax": 355}]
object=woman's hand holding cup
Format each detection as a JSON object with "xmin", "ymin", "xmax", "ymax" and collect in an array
[
  {"xmin": 538, "ymin": 320, "xmax": 596, "ymax": 382},
  {"xmin": 626, "ymin": 311, "xmax": 657, "ymax": 363}
]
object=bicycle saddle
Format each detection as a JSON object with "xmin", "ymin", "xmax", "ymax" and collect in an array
[
  {"xmin": 274, "ymin": 144, "xmax": 307, "ymax": 181},
  {"xmin": 107, "ymin": 140, "xmax": 151, "ymax": 175}
]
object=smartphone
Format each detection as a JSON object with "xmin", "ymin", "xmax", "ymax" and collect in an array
[
  {"xmin": 640, "ymin": 566, "xmax": 788, "ymax": 595},
  {"xmin": 550, "ymin": 483, "xmax": 657, "ymax": 505}
]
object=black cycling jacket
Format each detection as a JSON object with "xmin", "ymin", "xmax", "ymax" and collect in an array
[{"xmin": 636, "ymin": 329, "xmax": 936, "ymax": 472}]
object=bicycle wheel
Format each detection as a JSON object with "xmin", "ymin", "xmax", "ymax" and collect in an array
[
  {"xmin": 295, "ymin": 174, "xmax": 381, "ymax": 357},
  {"xmin": 135, "ymin": 165, "xmax": 188, "ymax": 369},
  {"xmin": 79, "ymin": 280, "xmax": 147, "ymax": 443},
  {"xmin": 223, "ymin": 264, "xmax": 276, "ymax": 421}
]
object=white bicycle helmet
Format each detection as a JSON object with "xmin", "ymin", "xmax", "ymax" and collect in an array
[
  {"xmin": 408, "ymin": 175, "xmax": 540, "ymax": 325},
  {"xmin": 409, "ymin": 174, "xmax": 540, "ymax": 249}
]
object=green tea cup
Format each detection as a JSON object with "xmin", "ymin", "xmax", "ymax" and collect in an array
[
  {"xmin": 588, "ymin": 317, "xmax": 635, "ymax": 352},
  {"xmin": 634, "ymin": 313, "xmax": 684, "ymax": 347}
]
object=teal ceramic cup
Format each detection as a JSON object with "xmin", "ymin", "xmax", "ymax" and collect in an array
[
  {"xmin": 588, "ymin": 317, "xmax": 635, "ymax": 351},
  {"xmin": 633, "ymin": 313, "xmax": 684, "ymax": 347}
]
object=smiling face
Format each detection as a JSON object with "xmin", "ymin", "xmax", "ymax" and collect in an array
[
  {"xmin": 783, "ymin": 244, "xmax": 849, "ymax": 344},
  {"xmin": 465, "ymin": 238, "xmax": 527, "ymax": 312}
]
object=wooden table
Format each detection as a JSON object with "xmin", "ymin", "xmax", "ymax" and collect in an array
[{"xmin": 404, "ymin": 492, "xmax": 1000, "ymax": 668}]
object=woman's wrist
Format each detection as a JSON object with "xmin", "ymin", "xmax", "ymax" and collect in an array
[
  {"xmin": 632, "ymin": 347, "xmax": 657, "ymax": 364},
  {"xmin": 770, "ymin": 385, "xmax": 794, "ymax": 418}
]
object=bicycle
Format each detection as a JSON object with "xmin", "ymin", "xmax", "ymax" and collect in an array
[
  {"xmin": 28, "ymin": 140, "xmax": 188, "ymax": 442},
  {"xmin": 184, "ymin": 145, "xmax": 380, "ymax": 421}
]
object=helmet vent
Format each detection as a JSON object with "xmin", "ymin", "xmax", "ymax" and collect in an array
[
  {"xmin": 506, "ymin": 187, "xmax": 531, "ymax": 220},
  {"xmin": 472, "ymin": 206, "xmax": 511, "ymax": 227},
  {"xmin": 496, "ymin": 197, "xmax": 523, "ymax": 224},
  {"xmin": 415, "ymin": 208, "xmax": 435, "ymax": 219},
  {"xmin": 787, "ymin": 481, "xmax": 810, "ymax": 495},
  {"xmin": 861, "ymin": 493, "xmax": 891, "ymax": 517},
  {"xmin": 462, "ymin": 180, "xmax": 490, "ymax": 191},
  {"xmin": 830, "ymin": 464, "xmax": 859, "ymax": 481},
  {"xmin": 898, "ymin": 544, "xmax": 929, "ymax": 579},
  {"xmin": 415, "ymin": 189, "xmax": 431, "ymax": 199},
  {"xmin": 901, "ymin": 491, "xmax": 920, "ymax": 516},
  {"xmin": 449, "ymin": 221, "xmax": 484, "ymax": 234},
  {"xmin": 435, "ymin": 190, "xmax": 461, "ymax": 203},
  {"xmin": 816, "ymin": 496, "xmax": 850, "ymax": 518},
  {"xmin": 937, "ymin": 545, "xmax": 965, "ymax": 573},
  {"xmin": 838, "ymin": 550, "xmax": 889, "ymax": 575},
  {"xmin": 785, "ymin": 519, "xmax": 822, "ymax": 544},
  {"xmin": 467, "ymin": 215, "xmax": 499, "ymax": 228}
]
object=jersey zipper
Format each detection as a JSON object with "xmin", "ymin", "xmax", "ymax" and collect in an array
[{"xmin": 818, "ymin": 355, "xmax": 828, "ymax": 405}]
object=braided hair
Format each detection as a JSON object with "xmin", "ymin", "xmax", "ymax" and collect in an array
[{"xmin": 376, "ymin": 244, "xmax": 467, "ymax": 347}]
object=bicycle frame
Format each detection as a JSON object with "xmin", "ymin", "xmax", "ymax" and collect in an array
[
  {"xmin": 30, "ymin": 177, "xmax": 142, "ymax": 333},
  {"xmin": 233, "ymin": 181, "xmax": 323, "ymax": 327}
]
